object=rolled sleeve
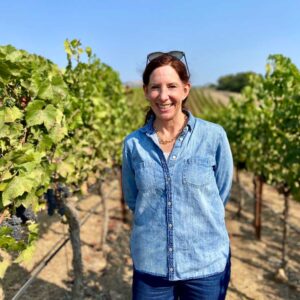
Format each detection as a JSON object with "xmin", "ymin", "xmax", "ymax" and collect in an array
[
  {"xmin": 121, "ymin": 141, "xmax": 137, "ymax": 212},
  {"xmin": 214, "ymin": 128, "xmax": 234, "ymax": 206}
]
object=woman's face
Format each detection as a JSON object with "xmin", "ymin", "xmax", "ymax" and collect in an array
[{"xmin": 144, "ymin": 65, "xmax": 190, "ymax": 122}]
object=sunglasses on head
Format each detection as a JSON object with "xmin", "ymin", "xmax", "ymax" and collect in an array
[{"xmin": 146, "ymin": 51, "xmax": 190, "ymax": 78}]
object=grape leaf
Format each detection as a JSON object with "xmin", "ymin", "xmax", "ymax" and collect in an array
[
  {"xmin": 4, "ymin": 106, "xmax": 23, "ymax": 123},
  {"xmin": 2, "ymin": 176, "xmax": 36, "ymax": 206},
  {"xmin": 26, "ymin": 103, "xmax": 59, "ymax": 131}
]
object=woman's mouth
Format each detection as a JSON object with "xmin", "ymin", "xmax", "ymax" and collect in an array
[{"xmin": 157, "ymin": 103, "xmax": 173, "ymax": 111}]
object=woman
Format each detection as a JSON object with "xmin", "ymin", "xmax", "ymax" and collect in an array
[{"xmin": 122, "ymin": 51, "xmax": 233, "ymax": 300}]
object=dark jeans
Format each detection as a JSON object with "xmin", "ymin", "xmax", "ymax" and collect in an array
[{"xmin": 132, "ymin": 251, "xmax": 231, "ymax": 300}]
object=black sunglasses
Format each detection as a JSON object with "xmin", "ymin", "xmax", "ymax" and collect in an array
[{"xmin": 146, "ymin": 51, "xmax": 190, "ymax": 78}]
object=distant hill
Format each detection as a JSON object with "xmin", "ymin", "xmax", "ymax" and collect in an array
[
  {"xmin": 187, "ymin": 88, "xmax": 240, "ymax": 116},
  {"xmin": 123, "ymin": 81, "xmax": 142, "ymax": 88}
]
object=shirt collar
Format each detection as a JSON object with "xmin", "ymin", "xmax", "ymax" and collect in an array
[{"xmin": 140, "ymin": 109, "xmax": 195, "ymax": 134}]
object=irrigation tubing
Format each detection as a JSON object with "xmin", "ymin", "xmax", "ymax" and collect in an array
[{"xmin": 12, "ymin": 184, "xmax": 116, "ymax": 300}]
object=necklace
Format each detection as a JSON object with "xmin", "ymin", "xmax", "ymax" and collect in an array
[{"xmin": 154, "ymin": 115, "xmax": 188, "ymax": 145}]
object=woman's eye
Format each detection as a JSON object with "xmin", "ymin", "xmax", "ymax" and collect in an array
[
  {"xmin": 151, "ymin": 86, "xmax": 159, "ymax": 90},
  {"xmin": 169, "ymin": 85, "xmax": 177, "ymax": 89}
]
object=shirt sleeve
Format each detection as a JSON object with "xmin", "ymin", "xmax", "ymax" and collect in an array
[
  {"xmin": 214, "ymin": 128, "xmax": 234, "ymax": 206},
  {"xmin": 122, "ymin": 141, "xmax": 137, "ymax": 212}
]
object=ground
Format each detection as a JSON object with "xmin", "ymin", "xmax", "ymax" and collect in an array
[{"xmin": 1, "ymin": 171, "xmax": 299, "ymax": 299}]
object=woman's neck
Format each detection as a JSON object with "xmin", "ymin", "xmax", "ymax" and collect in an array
[{"xmin": 154, "ymin": 111, "xmax": 187, "ymax": 136}]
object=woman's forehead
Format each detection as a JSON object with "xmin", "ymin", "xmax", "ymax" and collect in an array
[{"xmin": 149, "ymin": 65, "xmax": 181, "ymax": 83}]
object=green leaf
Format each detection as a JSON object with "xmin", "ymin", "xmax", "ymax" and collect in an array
[
  {"xmin": 14, "ymin": 244, "xmax": 36, "ymax": 263},
  {"xmin": 0, "ymin": 232, "xmax": 25, "ymax": 251},
  {"xmin": 26, "ymin": 102, "xmax": 60, "ymax": 131},
  {"xmin": 64, "ymin": 39, "xmax": 72, "ymax": 56},
  {"xmin": 0, "ymin": 110, "xmax": 4, "ymax": 129},
  {"xmin": 2, "ymin": 175, "xmax": 36, "ymax": 206},
  {"xmin": 37, "ymin": 134, "xmax": 53, "ymax": 151},
  {"xmin": 0, "ymin": 170, "xmax": 14, "ymax": 181},
  {"xmin": 0, "ymin": 182, "xmax": 9, "ymax": 191},
  {"xmin": 56, "ymin": 161, "xmax": 75, "ymax": 178},
  {"xmin": 28, "ymin": 223, "xmax": 39, "ymax": 235},
  {"xmin": 0, "ymin": 61, "xmax": 11, "ymax": 82},
  {"xmin": 41, "ymin": 105, "xmax": 58, "ymax": 131},
  {"xmin": 28, "ymin": 223, "xmax": 39, "ymax": 243},
  {"xmin": 71, "ymin": 39, "xmax": 81, "ymax": 48},
  {"xmin": 49, "ymin": 122, "xmax": 68, "ymax": 142},
  {"xmin": 25, "ymin": 100, "xmax": 45, "ymax": 122},
  {"xmin": 3, "ymin": 106, "xmax": 23, "ymax": 123},
  {"xmin": 0, "ymin": 123, "xmax": 24, "ymax": 139},
  {"xmin": 86, "ymin": 46, "xmax": 92, "ymax": 58},
  {"xmin": 37, "ymin": 76, "xmax": 67, "ymax": 101},
  {"xmin": 17, "ymin": 190, "xmax": 39, "ymax": 209},
  {"xmin": 6, "ymin": 49, "xmax": 25, "ymax": 62},
  {"xmin": 0, "ymin": 226, "xmax": 12, "ymax": 235}
]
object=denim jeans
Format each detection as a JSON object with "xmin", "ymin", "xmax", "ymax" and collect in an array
[{"xmin": 132, "ymin": 249, "xmax": 231, "ymax": 300}]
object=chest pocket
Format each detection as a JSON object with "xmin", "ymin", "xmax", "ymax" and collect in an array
[
  {"xmin": 183, "ymin": 157, "xmax": 215, "ymax": 187},
  {"xmin": 134, "ymin": 161, "xmax": 165, "ymax": 192}
]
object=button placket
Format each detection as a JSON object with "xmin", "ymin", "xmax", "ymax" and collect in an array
[
  {"xmin": 146, "ymin": 119, "xmax": 193, "ymax": 280},
  {"xmin": 157, "ymin": 148, "xmax": 175, "ymax": 280}
]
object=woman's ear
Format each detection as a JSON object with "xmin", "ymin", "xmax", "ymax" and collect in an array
[{"xmin": 183, "ymin": 82, "xmax": 191, "ymax": 97}]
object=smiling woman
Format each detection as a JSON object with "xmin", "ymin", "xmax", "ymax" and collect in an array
[
  {"xmin": 144, "ymin": 65, "xmax": 189, "ymax": 119},
  {"xmin": 122, "ymin": 52, "xmax": 234, "ymax": 300},
  {"xmin": 142, "ymin": 54, "xmax": 191, "ymax": 154}
]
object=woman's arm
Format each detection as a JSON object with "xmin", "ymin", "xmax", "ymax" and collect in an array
[
  {"xmin": 122, "ymin": 142, "xmax": 137, "ymax": 212},
  {"xmin": 214, "ymin": 128, "xmax": 234, "ymax": 206}
]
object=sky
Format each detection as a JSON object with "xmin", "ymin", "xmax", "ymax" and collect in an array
[{"xmin": 1, "ymin": 0, "xmax": 300, "ymax": 86}]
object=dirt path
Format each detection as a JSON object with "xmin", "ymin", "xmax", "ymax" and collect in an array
[
  {"xmin": 1, "ymin": 172, "xmax": 299, "ymax": 299},
  {"xmin": 226, "ymin": 172, "xmax": 300, "ymax": 300}
]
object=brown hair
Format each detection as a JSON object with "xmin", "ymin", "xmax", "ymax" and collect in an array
[{"xmin": 142, "ymin": 54, "xmax": 190, "ymax": 124}]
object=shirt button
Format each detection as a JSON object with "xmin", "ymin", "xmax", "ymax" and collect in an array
[
  {"xmin": 179, "ymin": 137, "xmax": 183, "ymax": 141},
  {"xmin": 168, "ymin": 201, "xmax": 171, "ymax": 206},
  {"xmin": 172, "ymin": 155, "xmax": 177, "ymax": 160},
  {"xmin": 169, "ymin": 247, "xmax": 173, "ymax": 252},
  {"xmin": 169, "ymin": 267, "xmax": 174, "ymax": 272},
  {"xmin": 168, "ymin": 224, "xmax": 173, "ymax": 228}
]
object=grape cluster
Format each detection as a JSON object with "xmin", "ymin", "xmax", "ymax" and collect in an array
[
  {"xmin": 20, "ymin": 96, "xmax": 30, "ymax": 109},
  {"xmin": 57, "ymin": 183, "xmax": 71, "ymax": 198},
  {"xmin": 0, "ymin": 215, "xmax": 25, "ymax": 241},
  {"xmin": 16, "ymin": 205, "xmax": 37, "ymax": 224},
  {"xmin": 44, "ymin": 184, "xmax": 71, "ymax": 216}
]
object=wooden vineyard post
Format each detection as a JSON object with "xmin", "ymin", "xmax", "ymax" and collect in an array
[
  {"xmin": 99, "ymin": 179, "xmax": 109, "ymax": 252},
  {"xmin": 275, "ymin": 186, "xmax": 290, "ymax": 282},
  {"xmin": 253, "ymin": 175, "xmax": 263, "ymax": 240},
  {"xmin": 235, "ymin": 166, "xmax": 244, "ymax": 217},
  {"xmin": 281, "ymin": 188, "xmax": 290, "ymax": 270},
  {"xmin": 64, "ymin": 202, "xmax": 83, "ymax": 300}
]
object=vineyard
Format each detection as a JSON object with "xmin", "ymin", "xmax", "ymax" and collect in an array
[{"xmin": 0, "ymin": 41, "xmax": 300, "ymax": 299}]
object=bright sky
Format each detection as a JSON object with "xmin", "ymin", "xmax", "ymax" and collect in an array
[{"xmin": 1, "ymin": 0, "xmax": 300, "ymax": 86}]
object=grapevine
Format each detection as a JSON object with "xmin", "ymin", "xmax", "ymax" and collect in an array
[{"xmin": 0, "ymin": 40, "xmax": 140, "ymax": 298}]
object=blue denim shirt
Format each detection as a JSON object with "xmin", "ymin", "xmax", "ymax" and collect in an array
[{"xmin": 122, "ymin": 110, "xmax": 233, "ymax": 281}]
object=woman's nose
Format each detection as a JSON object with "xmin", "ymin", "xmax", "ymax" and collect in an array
[{"xmin": 159, "ymin": 87, "xmax": 169, "ymax": 101}]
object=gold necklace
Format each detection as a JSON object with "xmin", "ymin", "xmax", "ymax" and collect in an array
[{"xmin": 154, "ymin": 115, "xmax": 188, "ymax": 145}]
